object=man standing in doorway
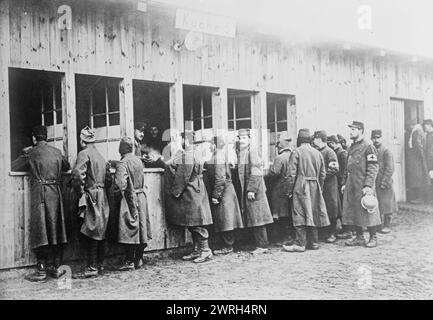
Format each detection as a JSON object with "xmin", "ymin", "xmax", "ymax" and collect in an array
[
  {"xmin": 12, "ymin": 125, "xmax": 70, "ymax": 281},
  {"xmin": 342, "ymin": 121, "xmax": 381, "ymax": 248},
  {"xmin": 371, "ymin": 129, "xmax": 397, "ymax": 234},
  {"xmin": 134, "ymin": 121, "xmax": 148, "ymax": 158},
  {"xmin": 283, "ymin": 129, "xmax": 329, "ymax": 252},
  {"xmin": 72, "ymin": 126, "xmax": 110, "ymax": 277},
  {"xmin": 423, "ymin": 119, "xmax": 433, "ymax": 202},
  {"xmin": 313, "ymin": 130, "xmax": 341, "ymax": 243},
  {"xmin": 232, "ymin": 129, "xmax": 274, "ymax": 254}
]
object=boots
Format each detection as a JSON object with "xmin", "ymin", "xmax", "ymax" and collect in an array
[
  {"xmin": 366, "ymin": 234, "xmax": 378, "ymax": 248},
  {"xmin": 379, "ymin": 215, "xmax": 392, "ymax": 234},
  {"xmin": 193, "ymin": 239, "xmax": 213, "ymax": 263},
  {"xmin": 25, "ymin": 262, "xmax": 47, "ymax": 282},
  {"xmin": 182, "ymin": 241, "xmax": 201, "ymax": 261},
  {"xmin": 345, "ymin": 235, "xmax": 366, "ymax": 246}
]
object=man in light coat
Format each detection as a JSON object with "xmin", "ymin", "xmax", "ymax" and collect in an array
[{"xmin": 283, "ymin": 129, "xmax": 329, "ymax": 252}]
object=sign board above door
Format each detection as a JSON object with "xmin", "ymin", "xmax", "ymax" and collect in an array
[{"xmin": 175, "ymin": 8, "xmax": 236, "ymax": 38}]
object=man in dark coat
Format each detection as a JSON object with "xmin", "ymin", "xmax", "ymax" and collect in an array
[
  {"xmin": 163, "ymin": 131, "xmax": 214, "ymax": 263},
  {"xmin": 113, "ymin": 137, "xmax": 152, "ymax": 270},
  {"xmin": 282, "ymin": 129, "xmax": 329, "ymax": 253},
  {"xmin": 342, "ymin": 121, "xmax": 381, "ymax": 248},
  {"xmin": 337, "ymin": 134, "xmax": 348, "ymax": 151},
  {"xmin": 267, "ymin": 132, "xmax": 295, "ymax": 244},
  {"xmin": 232, "ymin": 129, "xmax": 274, "ymax": 254},
  {"xmin": 406, "ymin": 122, "xmax": 430, "ymax": 203},
  {"xmin": 423, "ymin": 119, "xmax": 433, "ymax": 202},
  {"xmin": 313, "ymin": 131, "xmax": 341, "ymax": 243},
  {"xmin": 72, "ymin": 126, "xmax": 110, "ymax": 277},
  {"xmin": 328, "ymin": 135, "xmax": 352, "ymax": 239},
  {"xmin": 204, "ymin": 135, "xmax": 244, "ymax": 255},
  {"xmin": 12, "ymin": 125, "xmax": 70, "ymax": 281},
  {"xmin": 371, "ymin": 130, "xmax": 397, "ymax": 234},
  {"xmin": 134, "ymin": 121, "xmax": 148, "ymax": 158}
]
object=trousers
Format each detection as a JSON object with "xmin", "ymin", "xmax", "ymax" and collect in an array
[
  {"xmin": 295, "ymin": 226, "xmax": 318, "ymax": 247},
  {"xmin": 82, "ymin": 235, "xmax": 105, "ymax": 267},
  {"xmin": 125, "ymin": 244, "xmax": 147, "ymax": 262},
  {"xmin": 35, "ymin": 244, "xmax": 64, "ymax": 268},
  {"xmin": 252, "ymin": 225, "xmax": 269, "ymax": 248}
]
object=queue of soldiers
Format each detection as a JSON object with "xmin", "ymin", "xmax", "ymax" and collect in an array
[{"xmin": 13, "ymin": 118, "xmax": 408, "ymax": 281}]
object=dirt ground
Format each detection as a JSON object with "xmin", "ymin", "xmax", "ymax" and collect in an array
[{"xmin": 1, "ymin": 206, "xmax": 433, "ymax": 300}]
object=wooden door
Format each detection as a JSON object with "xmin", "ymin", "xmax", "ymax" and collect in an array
[{"xmin": 389, "ymin": 99, "xmax": 406, "ymax": 201}]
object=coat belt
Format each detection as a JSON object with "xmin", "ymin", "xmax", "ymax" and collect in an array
[
  {"xmin": 37, "ymin": 179, "xmax": 59, "ymax": 185},
  {"xmin": 303, "ymin": 177, "xmax": 318, "ymax": 181}
]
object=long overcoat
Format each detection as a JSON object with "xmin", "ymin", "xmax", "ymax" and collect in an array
[
  {"xmin": 375, "ymin": 144, "xmax": 397, "ymax": 215},
  {"xmin": 233, "ymin": 147, "xmax": 274, "ymax": 228},
  {"xmin": 406, "ymin": 126, "xmax": 430, "ymax": 189},
  {"xmin": 342, "ymin": 138, "xmax": 381, "ymax": 227},
  {"xmin": 334, "ymin": 146, "xmax": 348, "ymax": 189},
  {"xmin": 425, "ymin": 131, "xmax": 433, "ymax": 173},
  {"xmin": 164, "ymin": 148, "xmax": 213, "ymax": 227},
  {"xmin": 113, "ymin": 153, "xmax": 152, "ymax": 244},
  {"xmin": 72, "ymin": 144, "xmax": 110, "ymax": 241},
  {"xmin": 286, "ymin": 144, "xmax": 329, "ymax": 228},
  {"xmin": 204, "ymin": 151, "xmax": 244, "ymax": 232},
  {"xmin": 12, "ymin": 141, "xmax": 70, "ymax": 249},
  {"xmin": 318, "ymin": 145, "xmax": 341, "ymax": 220},
  {"xmin": 267, "ymin": 148, "xmax": 293, "ymax": 219}
]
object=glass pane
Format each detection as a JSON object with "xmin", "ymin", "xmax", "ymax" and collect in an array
[
  {"xmin": 228, "ymin": 120, "xmax": 234, "ymax": 130},
  {"xmin": 267, "ymin": 103, "xmax": 275, "ymax": 124},
  {"xmin": 55, "ymin": 83, "xmax": 62, "ymax": 112},
  {"xmin": 44, "ymin": 112, "xmax": 54, "ymax": 126},
  {"xmin": 235, "ymin": 97, "xmax": 251, "ymax": 119},
  {"xmin": 228, "ymin": 98, "xmax": 234, "ymax": 120},
  {"xmin": 276, "ymin": 100, "xmax": 287, "ymax": 121},
  {"xmin": 204, "ymin": 117, "xmax": 212, "ymax": 129},
  {"xmin": 194, "ymin": 119, "xmax": 201, "ymax": 131},
  {"xmin": 93, "ymin": 114, "xmax": 106, "ymax": 128},
  {"xmin": 108, "ymin": 85, "xmax": 119, "ymax": 112},
  {"xmin": 92, "ymin": 87, "xmax": 106, "ymax": 114},
  {"xmin": 56, "ymin": 110, "xmax": 63, "ymax": 124},
  {"xmin": 193, "ymin": 96, "xmax": 201, "ymax": 119},
  {"xmin": 109, "ymin": 113, "xmax": 120, "ymax": 126},
  {"xmin": 277, "ymin": 122, "xmax": 287, "ymax": 132},
  {"xmin": 42, "ymin": 85, "xmax": 54, "ymax": 112},
  {"xmin": 203, "ymin": 93, "xmax": 212, "ymax": 116},
  {"xmin": 268, "ymin": 122, "xmax": 276, "ymax": 133},
  {"xmin": 236, "ymin": 119, "xmax": 251, "ymax": 129}
]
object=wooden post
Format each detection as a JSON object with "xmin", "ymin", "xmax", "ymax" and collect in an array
[
  {"xmin": 252, "ymin": 90, "xmax": 269, "ymax": 168},
  {"xmin": 0, "ymin": 0, "xmax": 14, "ymax": 269},
  {"xmin": 62, "ymin": 71, "xmax": 77, "ymax": 166},
  {"xmin": 120, "ymin": 77, "xmax": 134, "ymax": 139},
  {"xmin": 287, "ymin": 96, "xmax": 298, "ymax": 141},
  {"xmin": 169, "ymin": 80, "xmax": 184, "ymax": 155},
  {"xmin": 211, "ymin": 86, "xmax": 228, "ymax": 137}
]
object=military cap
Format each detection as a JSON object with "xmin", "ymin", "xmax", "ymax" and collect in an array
[
  {"xmin": 134, "ymin": 121, "xmax": 147, "ymax": 132},
  {"xmin": 278, "ymin": 132, "xmax": 292, "ymax": 142},
  {"xmin": 371, "ymin": 129, "xmax": 382, "ymax": 138},
  {"xmin": 80, "ymin": 126, "xmax": 96, "ymax": 143},
  {"xmin": 348, "ymin": 121, "xmax": 364, "ymax": 130},
  {"xmin": 119, "ymin": 136, "xmax": 133, "ymax": 155},
  {"xmin": 237, "ymin": 128, "xmax": 250, "ymax": 137},
  {"xmin": 327, "ymin": 135, "xmax": 339, "ymax": 144},
  {"xmin": 32, "ymin": 125, "xmax": 47, "ymax": 139},
  {"xmin": 422, "ymin": 119, "xmax": 433, "ymax": 127},
  {"xmin": 313, "ymin": 130, "xmax": 327, "ymax": 141}
]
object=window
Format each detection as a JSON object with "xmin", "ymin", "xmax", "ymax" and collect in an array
[{"xmin": 228, "ymin": 92, "xmax": 252, "ymax": 131}]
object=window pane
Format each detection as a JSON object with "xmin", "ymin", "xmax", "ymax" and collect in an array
[
  {"xmin": 108, "ymin": 85, "xmax": 119, "ymax": 112},
  {"xmin": 276, "ymin": 100, "xmax": 287, "ymax": 121},
  {"xmin": 228, "ymin": 120, "xmax": 234, "ymax": 130},
  {"xmin": 277, "ymin": 122, "xmax": 287, "ymax": 132},
  {"xmin": 55, "ymin": 83, "xmax": 62, "ymax": 112},
  {"xmin": 93, "ymin": 87, "xmax": 106, "ymax": 114},
  {"xmin": 44, "ymin": 112, "xmax": 53, "ymax": 126},
  {"xmin": 193, "ymin": 96, "xmax": 201, "ymax": 119},
  {"xmin": 194, "ymin": 119, "xmax": 201, "ymax": 131},
  {"xmin": 235, "ymin": 97, "xmax": 251, "ymax": 119},
  {"xmin": 109, "ymin": 113, "xmax": 120, "ymax": 126},
  {"xmin": 236, "ymin": 119, "xmax": 251, "ymax": 129},
  {"xmin": 204, "ymin": 117, "xmax": 212, "ymax": 129},
  {"xmin": 56, "ymin": 110, "xmax": 63, "ymax": 124},
  {"xmin": 228, "ymin": 98, "xmax": 234, "ymax": 120},
  {"xmin": 267, "ymin": 103, "xmax": 275, "ymax": 124},
  {"xmin": 203, "ymin": 94, "xmax": 212, "ymax": 116},
  {"xmin": 268, "ymin": 122, "xmax": 276, "ymax": 133},
  {"xmin": 42, "ymin": 85, "xmax": 54, "ymax": 112},
  {"xmin": 93, "ymin": 114, "xmax": 106, "ymax": 128}
]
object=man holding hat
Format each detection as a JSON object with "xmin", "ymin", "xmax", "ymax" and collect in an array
[
  {"xmin": 371, "ymin": 129, "xmax": 397, "ymax": 234},
  {"xmin": 12, "ymin": 125, "xmax": 70, "ymax": 281},
  {"xmin": 267, "ymin": 132, "xmax": 295, "ymax": 244},
  {"xmin": 113, "ymin": 137, "xmax": 152, "ymax": 270},
  {"xmin": 232, "ymin": 128, "xmax": 273, "ymax": 254},
  {"xmin": 342, "ymin": 121, "xmax": 381, "ymax": 248},
  {"xmin": 204, "ymin": 135, "xmax": 244, "ymax": 255},
  {"xmin": 282, "ymin": 129, "xmax": 329, "ymax": 252},
  {"xmin": 313, "ymin": 130, "xmax": 341, "ymax": 243},
  {"xmin": 72, "ymin": 126, "xmax": 110, "ymax": 277},
  {"xmin": 164, "ymin": 131, "xmax": 214, "ymax": 263}
]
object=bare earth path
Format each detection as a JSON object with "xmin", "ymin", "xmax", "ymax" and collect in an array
[{"xmin": 1, "ymin": 207, "xmax": 433, "ymax": 300}]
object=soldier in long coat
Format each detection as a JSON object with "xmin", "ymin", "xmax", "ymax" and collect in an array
[
  {"xmin": 423, "ymin": 119, "xmax": 433, "ymax": 202},
  {"xmin": 371, "ymin": 130, "xmax": 397, "ymax": 234},
  {"xmin": 266, "ymin": 133, "xmax": 294, "ymax": 244},
  {"xmin": 313, "ymin": 131, "xmax": 341, "ymax": 243},
  {"xmin": 72, "ymin": 127, "xmax": 110, "ymax": 277},
  {"xmin": 204, "ymin": 136, "xmax": 244, "ymax": 255},
  {"xmin": 282, "ymin": 129, "xmax": 329, "ymax": 253},
  {"xmin": 12, "ymin": 126, "xmax": 70, "ymax": 281},
  {"xmin": 163, "ymin": 131, "xmax": 213, "ymax": 263},
  {"xmin": 232, "ymin": 129, "xmax": 274, "ymax": 254},
  {"xmin": 328, "ymin": 135, "xmax": 352, "ymax": 239},
  {"xmin": 406, "ymin": 122, "xmax": 430, "ymax": 203},
  {"xmin": 342, "ymin": 121, "xmax": 381, "ymax": 248},
  {"xmin": 113, "ymin": 137, "xmax": 152, "ymax": 271}
]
